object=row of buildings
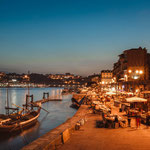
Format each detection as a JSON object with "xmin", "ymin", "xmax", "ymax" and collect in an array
[
  {"xmin": 0, "ymin": 72, "xmax": 83, "ymax": 87},
  {"xmin": 100, "ymin": 47, "xmax": 150, "ymax": 93}
]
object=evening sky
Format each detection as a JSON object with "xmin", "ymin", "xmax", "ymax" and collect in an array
[{"xmin": 0, "ymin": 0, "xmax": 150, "ymax": 76}]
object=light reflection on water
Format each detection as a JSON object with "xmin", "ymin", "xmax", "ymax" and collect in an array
[{"xmin": 0, "ymin": 88, "xmax": 76, "ymax": 150}]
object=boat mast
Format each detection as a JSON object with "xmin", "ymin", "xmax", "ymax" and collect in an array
[
  {"xmin": 27, "ymin": 71, "xmax": 30, "ymax": 96},
  {"xmin": 6, "ymin": 81, "xmax": 9, "ymax": 115},
  {"xmin": 25, "ymin": 71, "xmax": 30, "ymax": 110}
]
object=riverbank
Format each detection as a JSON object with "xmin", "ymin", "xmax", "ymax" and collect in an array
[{"xmin": 22, "ymin": 105, "xmax": 90, "ymax": 150}]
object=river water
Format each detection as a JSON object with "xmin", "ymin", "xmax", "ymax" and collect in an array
[{"xmin": 0, "ymin": 87, "xmax": 76, "ymax": 150}]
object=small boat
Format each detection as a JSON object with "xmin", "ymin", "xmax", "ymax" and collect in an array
[
  {"xmin": 70, "ymin": 96, "xmax": 86, "ymax": 109},
  {"xmin": 0, "ymin": 102, "xmax": 41, "ymax": 133}
]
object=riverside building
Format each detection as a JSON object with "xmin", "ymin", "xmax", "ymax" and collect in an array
[
  {"xmin": 100, "ymin": 70, "xmax": 113, "ymax": 91},
  {"xmin": 113, "ymin": 47, "xmax": 150, "ymax": 92}
]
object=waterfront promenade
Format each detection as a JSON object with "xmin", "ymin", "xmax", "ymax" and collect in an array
[
  {"xmin": 59, "ymin": 105, "xmax": 150, "ymax": 150},
  {"xmin": 22, "ymin": 98, "xmax": 150, "ymax": 150}
]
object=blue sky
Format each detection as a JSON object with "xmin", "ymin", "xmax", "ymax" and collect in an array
[{"xmin": 0, "ymin": 0, "xmax": 150, "ymax": 76}]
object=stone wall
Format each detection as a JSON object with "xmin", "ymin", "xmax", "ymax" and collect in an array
[{"xmin": 22, "ymin": 105, "xmax": 89, "ymax": 150}]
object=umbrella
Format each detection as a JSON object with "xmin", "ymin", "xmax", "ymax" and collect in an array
[
  {"xmin": 142, "ymin": 91, "xmax": 150, "ymax": 94},
  {"xmin": 122, "ymin": 92, "xmax": 134, "ymax": 95},
  {"xmin": 125, "ymin": 96, "xmax": 147, "ymax": 103},
  {"xmin": 105, "ymin": 92, "xmax": 116, "ymax": 95}
]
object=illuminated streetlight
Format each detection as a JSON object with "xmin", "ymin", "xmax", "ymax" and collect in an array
[
  {"xmin": 128, "ymin": 70, "xmax": 132, "ymax": 73},
  {"xmin": 139, "ymin": 70, "xmax": 143, "ymax": 74},
  {"xmin": 136, "ymin": 70, "xmax": 139, "ymax": 74},
  {"xmin": 24, "ymin": 75, "xmax": 28, "ymax": 78},
  {"xmin": 133, "ymin": 76, "xmax": 138, "ymax": 80},
  {"xmin": 136, "ymin": 89, "xmax": 139, "ymax": 93}
]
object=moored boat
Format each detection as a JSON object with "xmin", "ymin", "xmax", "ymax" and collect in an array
[{"xmin": 0, "ymin": 103, "xmax": 41, "ymax": 133}]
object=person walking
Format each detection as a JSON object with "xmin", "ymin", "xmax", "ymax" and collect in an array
[
  {"xmin": 139, "ymin": 113, "xmax": 141, "ymax": 128},
  {"xmin": 127, "ymin": 114, "xmax": 131, "ymax": 127},
  {"xmin": 114, "ymin": 115, "xmax": 119, "ymax": 128},
  {"xmin": 136, "ymin": 113, "xmax": 141, "ymax": 129},
  {"xmin": 136, "ymin": 115, "xmax": 139, "ymax": 128},
  {"xmin": 146, "ymin": 114, "xmax": 149, "ymax": 129}
]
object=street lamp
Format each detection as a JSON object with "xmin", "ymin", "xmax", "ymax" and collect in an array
[
  {"xmin": 136, "ymin": 70, "xmax": 139, "ymax": 74},
  {"xmin": 139, "ymin": 70, "xmax": 143, "ymax": 74},
  {"xmin": 128, "ymin": 69, "xmax": 144, "ymax": 93},
  {"xmin": 128, "ymin": 70, "xmax": 132, "ymax": 73}
]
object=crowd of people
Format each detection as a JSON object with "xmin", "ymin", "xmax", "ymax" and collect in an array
[{"xmin": 92, "ymin": 93, "xmax": 150, "ymax": 129}]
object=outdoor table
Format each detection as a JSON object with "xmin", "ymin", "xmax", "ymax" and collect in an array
[
  {"xmin": 129, "ymin": 109, "xmax": 139, "ymax": 116},
  {"xmin": 114, "ymin": 100, "xmax": 121, "ymax": 107},
  {"xmin": 140, "ymin": 112, "xmax": 150, "ymax": 125},
  {"xmin": 141, "ymin": 114, "xmax": 147, "ymax": 124},
  {"xmin": 105, "ymin": 116, "xmax": 114, "ymax": 128}
]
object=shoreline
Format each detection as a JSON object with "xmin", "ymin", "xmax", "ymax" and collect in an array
[{"xmin": 22, "ymin": 105, "xmax": 89, "ymax": 150}]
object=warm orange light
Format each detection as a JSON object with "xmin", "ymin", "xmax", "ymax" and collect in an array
[
  {"xmin": 136, "ymin": 70, "xmax": 139, "ymax": 74},
  {"xmin": 24, "ymin": 75, "xmax": 28, "ymax": 78},
  {"xmin": 136, "ymin": 89, "xmax": 139, "ymax": 93},
  {"xmin": 139, "ymin": 70, "xmax": 143, "ymax": 74},
  {"xmin": 128, "ymin": 70, "xmax": 132, "ymax": 73}
]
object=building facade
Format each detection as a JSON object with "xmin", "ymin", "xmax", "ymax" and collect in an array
[
  {"xmin": 100, "ymin": 70, "xmax": 113, "ymax": 90},
  {"xmin": 113, "ymin": 47, "xmax": 150, "ymax": 92}
]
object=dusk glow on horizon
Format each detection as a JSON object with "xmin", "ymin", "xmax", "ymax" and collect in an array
[{"xmin": 1, "ymin": 0, "xmax": 150, "ymax": 76}]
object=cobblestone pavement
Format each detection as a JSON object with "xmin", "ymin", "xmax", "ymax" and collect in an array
[{"xmin": 59, "ymin": 105, "xmax": 150, "ymax": 150}]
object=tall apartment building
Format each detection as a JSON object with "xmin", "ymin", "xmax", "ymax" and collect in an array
[
  {"xmin": 113, "ymin": 47, "xmax": 150, "ymax": 92},
  {"xmin": 100, "ymin": 70, "xmax": 113, "ymax": 90}
]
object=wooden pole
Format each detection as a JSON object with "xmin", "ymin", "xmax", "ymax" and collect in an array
[
  {"xmin": 28, "ymin": 71, "xmax": 30, "ymax": 96},
  {"xmin": 6, "ymin": 82, "xmax": 9, "ymax": 115}
]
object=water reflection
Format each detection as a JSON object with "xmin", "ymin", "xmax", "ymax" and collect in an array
[
  {"xmin": 10, "ymin": 89, "xmax": 17, "ymax": 106},
  {"xmin": 0, "ymin": 88, "xmax": 76, "ymax": 150}
]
